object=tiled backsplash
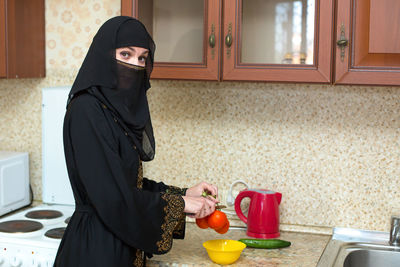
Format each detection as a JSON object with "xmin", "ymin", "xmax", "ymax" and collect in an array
[{"xmin": 0, "ymin": 0, "xmax": 399, "ymax": 233}]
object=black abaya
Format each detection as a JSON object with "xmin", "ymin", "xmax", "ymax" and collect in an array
[
  {"xmin": 54, "ymin": 92, "xmax": 186, "ymax": 267},
  {"xmin": 54, "ymin": 16, "xmax": 186, "ymax": 267}
]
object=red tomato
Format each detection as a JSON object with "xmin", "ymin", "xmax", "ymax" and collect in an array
[
  {"xmin": 195, "ymin": 217, "xmax": 209, "ymax": 229},
  {"xmin": 215, "ymin": 220, "xmax": 230, "ymax": 234},
  {"xmin": 207, "ymin": 210, "xmax": 228, "ymax": 230}
]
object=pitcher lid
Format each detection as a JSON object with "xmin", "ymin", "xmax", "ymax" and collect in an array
[{"xmin": 248, "ymin": 189, "xmax": 276, "ymax": 194}]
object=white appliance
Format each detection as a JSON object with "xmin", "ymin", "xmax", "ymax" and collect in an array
[
  {"xmin": 41, "ymin": 86, "xmax": 74, "ymax": 205},
  {"xmin": 0, "ymin": 86, "xmax": 74, "ymax": 267},
  {"xmin": 0, "ymin": 151, "xmax": 30, "ymax": 216}
]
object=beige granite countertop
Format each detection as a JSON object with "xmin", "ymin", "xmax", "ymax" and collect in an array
[{"xmin": 148, "ymin": 222, "xmax": 331, "ymax": 266}]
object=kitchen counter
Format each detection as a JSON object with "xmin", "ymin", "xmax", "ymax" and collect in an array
[{"xmin": 148, "ymin": 222, "xmax": 331, "ymax": 266}]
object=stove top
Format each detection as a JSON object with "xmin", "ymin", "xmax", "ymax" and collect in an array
[
  {"xmin": 0, "ymin": 204, "xmax": 73, "ymax": 238},
  {"xmin": 44, "ymin": 227, "xmax": 66, "ymax": 239},
  {"xmin": 0, "ymin": 220, "xmax": 43, "ymax": 234},
  {"xmin": 25, "ymin": 209, "xmax": 63, "ymax": 220},
  {"xmin": 0, "ymin": 204, "xmax": 75, "ymax": 266}
]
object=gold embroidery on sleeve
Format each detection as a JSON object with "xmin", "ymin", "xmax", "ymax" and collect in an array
[
  {"xmin": 156, "ymin": 194, "xmax": 185, "ymax": 252},
  {"xmin": 173, "ymin": 212, "xmax": 186, "ymax": 237},
  {"xmin": 133, "ymin": 161, "xmax": 145, "ymax": 267},
  {"xmin": 165, "ymin": 185, "xmax": 187, "ymax": 196},
  {"xmin": 132, "ymin": 249, "xmax": 144, "ymax": 267},
  {"xmin": 137, "ymin": 160, "xmax": 143, "ymax": 189}
]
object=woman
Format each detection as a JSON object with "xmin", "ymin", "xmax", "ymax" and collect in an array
[{"xmin": 54, "ymin": 16, "xmax": 218, "ymax": 267}]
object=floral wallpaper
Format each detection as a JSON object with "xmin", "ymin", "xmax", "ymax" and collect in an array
[
  {"xmin": 46, "ymin": 0, "xmax": 120, "ymax": 73},
  {"xmin": 0, "ymin": 0, "xmax": 399, "ymax": 234}
]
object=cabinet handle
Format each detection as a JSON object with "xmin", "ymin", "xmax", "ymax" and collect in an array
[
  {"xmin": 337, "ymin": 24, "xmax": 348, "ymax": 62},
  {"xmin": 209, "ymin": 24, "xmax": 216, "ymax": 48},
  {"xmin": 225, "ymin": 33, "xmax": 232, "ymax": 48},
  {"xmin": 225, "ymin": 23, "xmax": 233, "ymax": 48},
  {"xmin": 337, "ymin": 39, "xmax": 348, "ymax": 47}
]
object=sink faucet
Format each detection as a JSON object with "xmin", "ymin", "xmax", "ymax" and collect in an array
[{"xmin": 389, "ymin": 215, "xmax": 400, "ymax": 246}]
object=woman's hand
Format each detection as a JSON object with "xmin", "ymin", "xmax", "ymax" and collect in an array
[
  {"xmin": 182, "ymin": 196, "xmax": 216, "ymax": 219},
  {"xmin": 186, "ymin": 182, "xmax": 219, "ymax": 203}
]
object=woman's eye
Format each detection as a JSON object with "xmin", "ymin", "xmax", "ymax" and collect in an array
[
  {"xmin": 120, "ymin": 51, "xmax": 130, "ymax": 58},
  {"xmin": 139, "ymin": 56, "xmax": 147, "ymax": 62}
]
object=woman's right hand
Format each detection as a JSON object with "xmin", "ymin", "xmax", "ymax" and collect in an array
[{"xmin": 182, "ymin": 196, "xmax": 216, "ymax": 219}]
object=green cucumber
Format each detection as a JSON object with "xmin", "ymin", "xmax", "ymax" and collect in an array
[{"xmin": 238, "ymin": 238, "xmax": 291, "ymax": 249}]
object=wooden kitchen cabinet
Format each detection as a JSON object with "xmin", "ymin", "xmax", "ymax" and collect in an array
[
  {"xmin": 122, "ymin": 0, "xmax": 400, "ymax": 86},
  {"xmin": 335, "ymin": 0, "xmax": 400, "ymax": 85},
  {"xmin": 122, "ymin": 0, "xmax": 221, "ymax": 80},
  {"xmin": 121, "ymin": 0, "xmax": 333, "ymax": 83},
  {"xmin": 0, "ymin": 0, "xmax": 45, "ymax": 78},
  {"xmin": 222, "ymin": 0, "xmax": 333, "ymax": 82}
]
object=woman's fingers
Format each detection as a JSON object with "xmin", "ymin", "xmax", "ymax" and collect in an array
[
  {"xmin": 203, "ymin": 183, "xmax": 219, "ymax": 203},
  {"xmin": 196, "ymin": 197, "xmax": 216, "ymax": 218},
  {"xmin": 183, "ymin": 195, "xmax": 217, "ymax": 218},
  {"xmin": 186, "ymin": 181, "xmax": 220, "ymax": 203}
]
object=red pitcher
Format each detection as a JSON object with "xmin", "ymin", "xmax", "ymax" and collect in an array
[{"xmin": 234, "ymin": 189, "xmax": 282, "ymax": 238}]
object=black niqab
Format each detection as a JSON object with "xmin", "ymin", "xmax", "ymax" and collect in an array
[{"xmin": 69, "ymin": 16, "xmax": 155, "ymax": 161}]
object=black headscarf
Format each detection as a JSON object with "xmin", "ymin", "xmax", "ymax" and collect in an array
[{"xmin": 68, "ymin": 16, "xmax": 156, "ymax": 161}]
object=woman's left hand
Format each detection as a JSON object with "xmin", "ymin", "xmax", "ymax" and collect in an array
[{"xmin": 186, "ymin": 182, "xmax": 219, "ymax": 203}]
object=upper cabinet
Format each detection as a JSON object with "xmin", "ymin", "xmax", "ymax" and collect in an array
[
  {"xmin": 122, "ymin": 0, "xmax": 400, "ymax": 85},
  {"xmin": 122, "ymin": 0, "xmax": 333, "ymax": 83},
  {"xmin": 222, "ymin": 0, "xmax": 333, "ymax": 83},
  {"xmin": 122, "ymin": 0, "xmax": 221, "ymax": 80},
  {"xmin": 335, "ymin": 0, "xmax": 400, "ymax": 85},
  {"xmin": 0, "ymin": 0, "xmax": 45, "ymax": 79}
]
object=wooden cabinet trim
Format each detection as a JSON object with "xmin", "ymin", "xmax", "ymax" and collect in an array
[
  {"xmin": 121, "ymin": 0, "xmax": 135, "ymax": 17},
  {"xmin": 0, "ymin": 0, "xmax": 6, "ymax": 77}
]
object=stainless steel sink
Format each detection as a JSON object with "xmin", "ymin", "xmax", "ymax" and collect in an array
[
  {"xmin": 317, "ymin": 228, "xmax": 400, "ymax": 267},
  {"xmin": 343, "ymin": 247, "xmax": 400, "ymax": 267}
]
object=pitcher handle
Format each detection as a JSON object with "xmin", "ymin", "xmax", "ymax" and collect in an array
[
  {"xmin": 234, "ymin": 190, "xmax": 254, "ymax": 224},
  {"xmin": 227, "ymin": 180, "xmax": 249, "ymax": 206}
]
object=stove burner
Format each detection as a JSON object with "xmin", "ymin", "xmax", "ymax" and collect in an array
[
  {"xmin": 0, "ymin": 220, "xmax": 43, "ymax": 233},
  {"xmin": 65, "ymin": 217, "xmax": 71, "ymax": 224},
  {"xmin": 25, "ymin": 209, "xmax": 63, "ymax": 220},
  {"xmin": 45, "ymin": 227, "xmax": 66, "ymax": 239}
]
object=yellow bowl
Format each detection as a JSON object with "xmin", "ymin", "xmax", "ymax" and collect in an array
[{"xmin": 203, "ymin": 239, "xmax": 246, "ymax": 265}]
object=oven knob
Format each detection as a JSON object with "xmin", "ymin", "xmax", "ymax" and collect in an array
[
  {"xmin": 9, "ymin": 255, "xmax": 22, "ymax": 267},
  {"xmin": 31, "ymin": 258, "xmax": 43, "ymax": 267}
]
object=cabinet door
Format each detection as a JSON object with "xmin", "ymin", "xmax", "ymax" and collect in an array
[
  {"xmin": 222, "ymin": 0, "xmax": 333, "ymax": 83},
  {"xmin": 335, "ymin": 0, "xmax": 400, "ymax": 85},
  {"xmin": 5, "ymin": 0, "xmax": 45, "ymax": 78},
  {"xmin": 121, "ymin": 0, "xmax": 221, "ymax": 80},
  {"xmin": 0, "ymin": 0, "xmax": 6, "ymax": 78}
]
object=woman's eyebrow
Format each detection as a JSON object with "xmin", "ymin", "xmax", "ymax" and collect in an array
[{"xmin": 126, "ymin": 47, "xmax": 149, "ymax": 56}]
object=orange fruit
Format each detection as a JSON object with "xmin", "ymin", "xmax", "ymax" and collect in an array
[
  {"xmin": 195, "ymin": 217, "xmax": 209, "ymax": 229},
  {"xmin": 207, "ymin": 210, "xmax": 228, "ymax": 230},
  {"xmin": 215, "ymin": 220, "xmax": 230, "ymax": 234}
]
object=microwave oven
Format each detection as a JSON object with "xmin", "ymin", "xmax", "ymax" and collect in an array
[{"xmin": 0, "ymin": 151, "xmax": 30, "ymax": 216}]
